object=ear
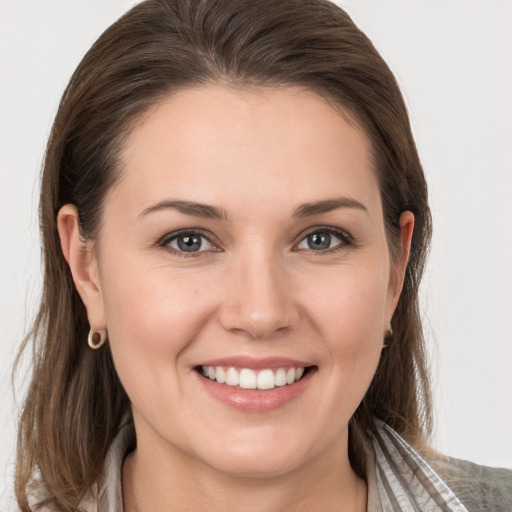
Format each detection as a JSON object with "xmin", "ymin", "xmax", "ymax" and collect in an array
[
  {"xmin": 386, "ymin": 211, "xmax": 415, "ymax": 317},
  {"xmin": 57, "ymin": 204, "xmax": 106, "ymax": 329}
]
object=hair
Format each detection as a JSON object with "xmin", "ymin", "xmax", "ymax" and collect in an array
[{"xmin": 15, "ymin": 0, "xmax": 432, "ymax": 510}]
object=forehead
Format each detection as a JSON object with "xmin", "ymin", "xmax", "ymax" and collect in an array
[{"xmin": 111, "ymin": 85, "xmax": 380, "ymax": 220}]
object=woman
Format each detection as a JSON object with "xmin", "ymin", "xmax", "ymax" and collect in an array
[{"xmin": 14, "ymin": 0, "xmax": 511, "ymax": 511}]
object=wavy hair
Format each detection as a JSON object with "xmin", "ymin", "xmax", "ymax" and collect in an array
[{"xmin": 15, "ymin": 0, "xmax": 432, "ymax": 510}]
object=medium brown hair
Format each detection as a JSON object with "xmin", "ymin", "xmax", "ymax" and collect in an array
[{"xmin": 15, "ymin": 0, "xmax": 432, "ymax": 510}]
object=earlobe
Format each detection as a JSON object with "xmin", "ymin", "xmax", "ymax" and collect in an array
[{"xmin": 57, "ymin": 204, "xmax": 106, "ymax": 328}]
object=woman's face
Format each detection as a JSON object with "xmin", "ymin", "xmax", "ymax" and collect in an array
[{"xmin": 73, "ymin": 85, "xmax": 411, "ymax": 477}]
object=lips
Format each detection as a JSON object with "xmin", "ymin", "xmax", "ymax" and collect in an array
[{"xmin": 194, "ymin": 357, "xmax": 316, "ymax": 411}]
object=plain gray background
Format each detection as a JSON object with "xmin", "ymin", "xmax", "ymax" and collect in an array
[{"xmin": 1, "ymin": 1, "xmax": 511, "ymax": 510}]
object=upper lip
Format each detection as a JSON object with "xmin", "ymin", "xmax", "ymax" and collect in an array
[{"xmin": 196, "ymin": 356, "xmax": 314, "ymax": 370}]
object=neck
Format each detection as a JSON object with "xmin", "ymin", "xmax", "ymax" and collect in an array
[{"xmin": 122, "ymin": 425, "xmax": 367, "ymax": 512}]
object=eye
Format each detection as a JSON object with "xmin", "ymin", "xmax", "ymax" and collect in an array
[
  {"xmin": 296, "ymin": 228, "xmax": 351, "ymax": 252},
  {"xmin": 160, "ymin": 230, "xmax": 218, "ymax": 256}
]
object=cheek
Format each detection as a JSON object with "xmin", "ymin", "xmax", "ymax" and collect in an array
[
  {"xmin": 102, "ymin": 256, "xmax": 212, "ymax": 338},
  {"xmin": 301, "ymin": 262, "xmax": 389, "ymax": 396},
  {"xmin": 301, "ymin": 261, "xmax": 390, "ymax": 347},
  {"xmin": 277, "ymin": 263, "xmax": 388, "ymax": 446},
  {"xmin": 99, "ymin": 260, "xmax": 215, "ymax": 402}
]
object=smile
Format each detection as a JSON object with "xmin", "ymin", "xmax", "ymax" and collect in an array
[
  {"xmin": 195, "ymin": 360, "xmax": 316, "ymax": 411},
  {"xmin": 200, "ymin": 366, "xmax": 306, "ymax": 390}
]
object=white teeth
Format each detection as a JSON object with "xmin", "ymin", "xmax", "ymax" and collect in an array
[
  {"xmin": 239, "ymin": 369, "xmax": 257, "ymax": 389},
  {"xmin": 215, "ymin": 366, "xmax": 226, "ymax": 384},
  {"xmin": 225, "ymin": 367, "xmax": 239, "ymax": 386},
  {"xmin": 275, "ymin": 368, "xmax": 287, "ymax": 386},
  {"xmin": 257, "ymin": 369, "xmax": 275, "ymax": 390},
  {"xmin": 200, "ymin": 365, "xmax": 308, "ymax": 390}
]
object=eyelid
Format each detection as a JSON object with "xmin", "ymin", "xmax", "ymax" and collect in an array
[
  {"xmin": 157, "ymin": 228, "xmax": 221, "ymax": 256},
  {"xmin": 294, "ymin": 225, "xmax": 354, "ymax": 252}
]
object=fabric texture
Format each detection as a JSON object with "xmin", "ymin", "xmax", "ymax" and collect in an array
[
  {"xmin": 430, "ymin": 456, "xmax": 512, "ymax": 512},
  {"xmin": 28, "ymin": 418, "xmax": 512, "ymax": 511},
  {"xmin": 367, "ymin": 420, "xmax": 467, "ymax": 511}
]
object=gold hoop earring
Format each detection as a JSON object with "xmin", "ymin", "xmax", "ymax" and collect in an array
[
  {"xmin": 88, "ymin": 329, "xmax": 107, "ymax": 349},
  {"xmin": 382, "ymin": 327, "xmax": 393, "ymax": 349}
]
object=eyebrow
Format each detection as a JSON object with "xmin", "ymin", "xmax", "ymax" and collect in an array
[
  {"xmin": 140, "ymin": 200, "xmax": 228, "ymax": 220},
  {"xmin": 140, "ymin": 196, "xmax": 367, "ymax": 221},
  {"xmin": 292, "ymin": 197, "xmax": 367, "ymax": 218}
]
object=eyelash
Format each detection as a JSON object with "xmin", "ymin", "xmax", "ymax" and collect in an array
[
  {"xmin": 295, "ymin": 226, "xmax": 354, "ymax": 254},
  {"xmin": 157, "ymin": 226, "xmax": 354, "ymax": 258},
  {"xmin": 157, "ymin": 228, "xmax": 219, "ymax": 258}
]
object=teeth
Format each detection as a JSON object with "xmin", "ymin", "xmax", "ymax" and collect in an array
[
  {"xmin": 226, "ymin": 367, "xmax": 239, "ymax": 386},
  {"xmin": 239, "ymin": 369, "xmax": 257, "ymax": 389},
  {"xmin": 215, "ymin": 366, "xmax": 226, "ymax": 384},
  {"xmin": 200, "ymin": 365, "xmax": 308, "ymax": 390},
  {"xmin": 275, "ymin": 368, "xmax": 287, "ymax": 387},
  {"xmin": 257, "ymin": 369, "xmax": 275, "ymax": 390}
]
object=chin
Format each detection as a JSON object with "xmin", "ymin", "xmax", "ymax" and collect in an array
[
  {"xmin": 204, "ymin": 449, "xmax": 305, "ymax": 479},
  {"xmin": 188, "ymin": 427, "xmax": 315, "ymax": 479}
]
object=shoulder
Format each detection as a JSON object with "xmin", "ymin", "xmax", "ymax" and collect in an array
[
  {"xmin": 432, "ymin": 455, "xmax": 512, "ymax": 512},
  {"xmin": 24, "ymin": 418, "xmax": 133, "ymax": 512}
]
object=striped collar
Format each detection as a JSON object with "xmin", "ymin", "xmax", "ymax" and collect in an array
[{"xmin": 366, "ymin": 419, "xmax": 467, "ymax": 511}]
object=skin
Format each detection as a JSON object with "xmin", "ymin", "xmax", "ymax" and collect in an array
[{"xmin": 59, "ymin": 85, "xmax": 413, "ymax": 512}]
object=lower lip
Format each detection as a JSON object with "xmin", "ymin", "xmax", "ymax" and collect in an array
[{"xmin": 197, "ymin": 369, "xmax": 316, "ymax": 412}]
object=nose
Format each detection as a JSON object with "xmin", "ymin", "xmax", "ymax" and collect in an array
[{"xmin": 218, "ymin": 250, "xmax": 300, "ymax": 339}]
